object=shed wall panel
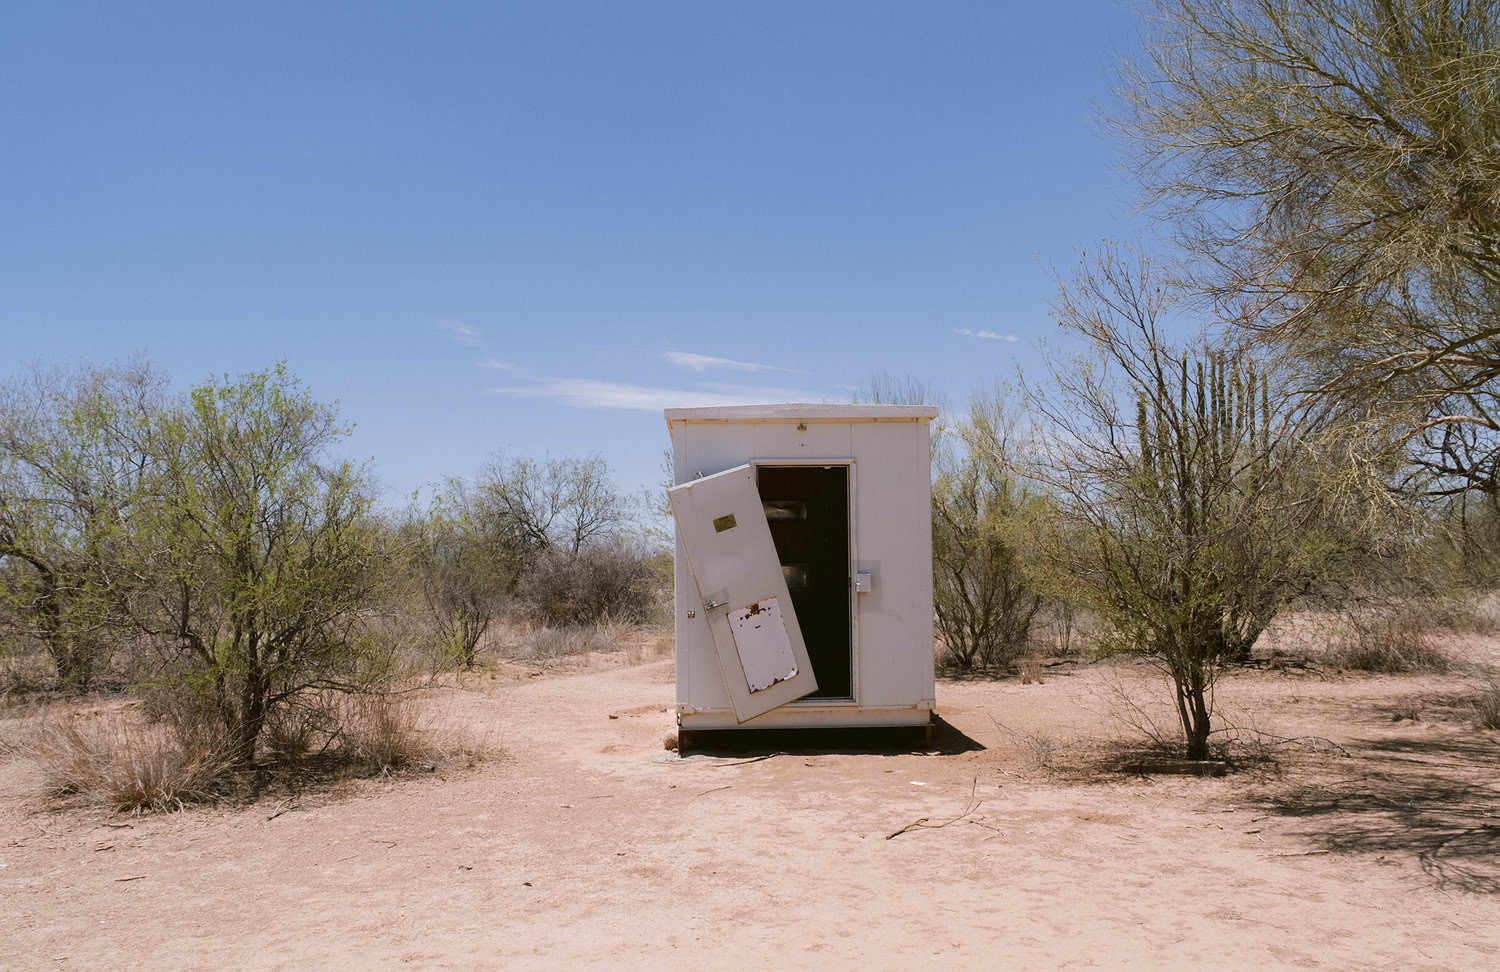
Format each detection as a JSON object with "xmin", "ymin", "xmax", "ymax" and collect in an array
[{"xmin": 849, "ymin": 421, "xmax": 934, "ymax": 707}]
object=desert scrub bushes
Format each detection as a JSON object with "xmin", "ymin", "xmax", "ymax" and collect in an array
[
  {"xmin": 517, "ymin": 623, "xmax": 615, "ymax": 660},
  {"xmin": 408, "ymin": 479, "xmax": 519, "ymax": 671},
  {"xmin": 331, "ymin": 691, "xmax": 462, "ymax": 773},
  {"xmin": 496, "ymin": 618, "xmax": 669, "ymax": 667},
  {"xmin": 0, "ymin": 653, "xmax": 54, "ymax": 702},
  {"xmin": 1033, "ymin": 598, "xmax": 1094, "ymax": 657},
  {"xmin": 7, "ymin": 684, "xmax": 470, "ymax": 812},
  {"xmin": 0, "ymin": 362, "xmax": 391, "ymax": 764},
  {"xmin": 1321, "ymin": 608, "xmax": 1451, "ymax": 674},
  {"xmin": 0, "ymin": 362, "xmax": 166, "ymax": 693},
  {"xmin": 1426, "ymin": 595, "xmax": 1500, "ymax": 637},
  {"xmin": 932, "ymin": 387, "xmax": 1046, "ymax": 673},
  {"xmin": 516, "ymin": 543, "xmax": 662, "ymax": 627},
  {"xmin": 474, "ymin": 453, "xmax": 660, "ymax": 628},
  {"xmin": 402, "ymin": 452, "xmax": 667, "ymax": 669},
  {"xmin": 261, "ymin": 698, "xmax": 326, "ymax": 763}
]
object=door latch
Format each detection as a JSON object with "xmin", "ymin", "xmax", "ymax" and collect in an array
[{"xmin": 704, "ymin": 597, "xmax": 728, "ymax": 612}]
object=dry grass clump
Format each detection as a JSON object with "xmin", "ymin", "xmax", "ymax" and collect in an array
[
  {"xmin": 1010, "ymin": 726, "xmax": 1059, "ymax": 771},
  {"xmin": 614, "ymin": 623, "xmax": 673, "ymax": 666},
  {"xmin": 332, "ymin": 692, "xmax": 438, "ymax": 773},
  {"xmin": 262, "ymin": 700, "xmax": 327, "ymax": 763},
  {"xmin": 1425, "ymin": 595, "xmax": 1500, "ymax": 636},
  {"xmin": 1473, "ymin": 681, "xmax": 1500, "ymax": 730},
  {"xmin": 8, "ymin": 682, "xmax": 486, "ymax": 813},
  {"xmin": 526, "ymin": 624, "xmax": 616, "ymax": 659},
  {"xmin": 1322, "ymin": 609, "xmax": 1451, "ymax": 673},
  {"xmin": 496, "ymin": 618, "xmax": 671, "ymax": 668},
  {"xmin": 15, "ymin": 714, "xmax": 234, "ymax": 813},
  {"xmin": 258, "ymin": 690, "xmax": 482, "ymax": 775},
  {"xmin": 0, "ymin": 653, "xmax": 56, "ymax": 703},
  {"xmin": 9, "ymin": 677, "xmax": 239, "ymax": 813}
]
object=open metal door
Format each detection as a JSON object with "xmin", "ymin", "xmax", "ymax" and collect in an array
[{"xmin": 669, "ymin": 464, "xmax": 818, "ymax": 721}]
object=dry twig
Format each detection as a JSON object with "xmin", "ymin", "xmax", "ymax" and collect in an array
[
  {"xmin": 266, "ymin": 800, "xmax": 298, "ymax": 821},
  {"xmin": 718, "ymin": 753, "xmax": 782, "ymax": 767},
  {"xmin": 886, "ymin": 777, "xmax": 982, "ymax": 840},
  {"xmin": 690, "ymin": 785, "xmax": 732, "ymax": 801}
]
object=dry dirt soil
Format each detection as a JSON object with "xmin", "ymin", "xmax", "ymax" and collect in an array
[{"xmin": 4, "ymin": 636, "xmax": 1500, "ymax": 971}]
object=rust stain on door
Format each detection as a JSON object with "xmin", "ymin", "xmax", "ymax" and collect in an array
[{"xmin": 728, "ymin": 596, "xmax": 798, "ymax": 692}]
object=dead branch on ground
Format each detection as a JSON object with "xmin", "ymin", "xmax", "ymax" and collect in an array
[{"xmin": 886, "ymin": 777, "xmax": 981, "ymax": 840}]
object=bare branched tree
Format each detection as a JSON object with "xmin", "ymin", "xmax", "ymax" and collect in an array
[
  {"xmin": 852, "ymin": 371, "xmax": 945, "ymax": 409},
  {"xmin": 412, "ymin": 478, "xmax": 517, "ymax": 669},
  {"xmin": 475, "ymin": 454, "xmax": 628, "ymax": 559},
  {"xmin": 1028, "ymin": 246, "xmax": 1352, "ymax": 759}
]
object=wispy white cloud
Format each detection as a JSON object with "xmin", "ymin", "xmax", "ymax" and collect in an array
[
  {"xmin": 487, "ymin": 374, "xmax": 826, "ymax": 411},
  {"xmin": 696, "ymin": 381, "xmax": 827, "ymax": 400},
  {"xmin": 434, "ymin": 318, "xmax": 483, "ymax": 345},
  {"xmin": 664, "ymin": 351, "xmax": 794, "ymax": 374},
  {"xmin": 479, "ymin": 358, "xmax": 519, "ymax": 372},
  {"xmin": 954, "ymin": 327, "xmax": 1019, "ymax": 343}
]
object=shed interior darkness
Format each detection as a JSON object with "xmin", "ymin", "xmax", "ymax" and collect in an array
[{"xmin": 757, "ymin": 464, "xmax": 851, "ymax": 700}]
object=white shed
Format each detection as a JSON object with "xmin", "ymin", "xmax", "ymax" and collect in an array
[{"xmin": 665, "ymin": 403, "xmax": 938, "ymax": 738}]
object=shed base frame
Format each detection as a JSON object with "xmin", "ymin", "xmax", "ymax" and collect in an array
[{"xmin": 677, "ymin": 703, "xmax": 934, "ymax": 731}]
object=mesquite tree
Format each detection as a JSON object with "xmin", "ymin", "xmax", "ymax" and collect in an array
[
  {"xmin": 0, "ymin": 362, "xmax": 165, "ymax": 691},
  {"xmin": 0, "ymin": 362, "xmax": 381, "ymax": 765},
  {"xmin": 1129, "ymin": 352, "xmax": 1278, "ymax": 755},
  {"xmin": 141, "ymin": 366, "xmax": 380, "ymax": 765},
  {"xmin": 1118, "ymin": 0, "xmax": 1500, "ymax": 501}
]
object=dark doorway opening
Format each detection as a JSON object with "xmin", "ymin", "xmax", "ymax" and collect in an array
[{"xmin": 757, "ymin": 465, "xmax": 851, "ymax": 699}]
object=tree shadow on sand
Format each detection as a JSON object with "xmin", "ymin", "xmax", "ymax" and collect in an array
[{"xmin": 1256, "ymin": 734, "xmax": 1500, "ymax": 893}]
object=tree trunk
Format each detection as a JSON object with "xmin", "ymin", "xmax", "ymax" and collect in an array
[
  {"xmin": 1185, "ymin": 685, "xmax": 1212, "ymax": 761},
  {"xmin": 235, "ymin": 660, "xmax": 269, "ymax": 766},
  {"xmin": 28, "ymin": 559, "xmax": 92, "ymax": 693},
  {"xmin": 1174, "ymin": 673, "xmax": 1213, "ymax": 761}
]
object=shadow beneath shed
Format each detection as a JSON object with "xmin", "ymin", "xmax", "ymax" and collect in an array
[{"xmin": 678, "ymin": 715, "xmax": 983, "ymax": 757}]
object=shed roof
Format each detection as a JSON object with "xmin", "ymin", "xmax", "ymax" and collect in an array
[{"xmin": 664, "ymin": 403, "xmax": 939, "ymax": 424}]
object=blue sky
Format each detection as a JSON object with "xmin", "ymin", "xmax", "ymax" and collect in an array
[{"xmin": 1, "ymin": 1, "xmax": 1148, "ymax": 505}]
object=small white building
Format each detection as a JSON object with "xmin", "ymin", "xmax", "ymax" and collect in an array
[{"xmin": 665, "ymin": 403, "xmax": 938, "ymax": 737}]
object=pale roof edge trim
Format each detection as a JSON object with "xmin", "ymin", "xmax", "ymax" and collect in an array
[{"xmin": 664, "ymin": 403, "xmax": 939, "ymax": 421}]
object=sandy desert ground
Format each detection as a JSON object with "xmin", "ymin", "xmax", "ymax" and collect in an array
[{"xmin": 3, "ymin": 632, "xmax": 1500, "ymax": 971}]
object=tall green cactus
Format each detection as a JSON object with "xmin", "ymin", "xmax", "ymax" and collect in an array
[
  {"xmin": 1138, "ymin": 352, "xmax": 1271, "ymax": 503},
  {"xmin": 1136, "ymin": 352, "xmax": 1273, "ymax": 668}
]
